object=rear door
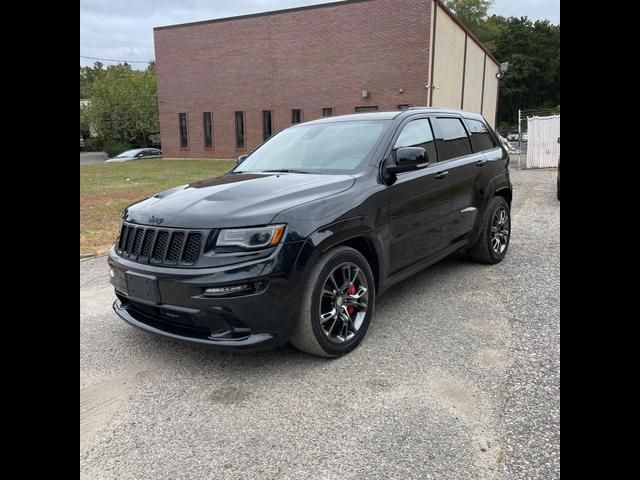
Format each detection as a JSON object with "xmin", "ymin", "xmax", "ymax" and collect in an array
[
  {"xmin": 431, "ymin": 116, "xmax": 485, "ymax": 242},
  {"xmin": 387, "ymin": 117, "xmax": 452, "ymax": 273}
]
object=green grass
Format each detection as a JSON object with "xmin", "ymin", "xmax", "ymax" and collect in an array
[{"xmin": 80, "ymin": 159, "xmax": 235, "ymax": 255}]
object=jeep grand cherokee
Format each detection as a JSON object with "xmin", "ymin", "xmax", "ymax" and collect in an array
[{"xmin": 108, "ymin": 108, "xmax": 512, "ymax": 357}]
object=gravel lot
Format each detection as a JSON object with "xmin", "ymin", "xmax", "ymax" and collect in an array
[{"xmin": 80, "ymin": 168, "xmax": 559, "ymax": 480}]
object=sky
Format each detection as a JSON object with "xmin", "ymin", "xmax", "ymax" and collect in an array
[{"xmin": 80, "ymin": 0, "xmax": 560, "ymax": 68}]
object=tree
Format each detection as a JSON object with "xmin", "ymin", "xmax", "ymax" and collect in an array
[
  {"xmin": 445, "ymin": 0, "xmax": 494, "ymax": 33},
  {"xmin": 82, "ymin": 63, "xmax": 159, "ymax": 148},
  {"xmin": 492, "ymin": 17, "xmax": 560, "ymax": 124},
  {"xmin": 80, "ymin": 61, "xmax": 105, "ymax": 99}
]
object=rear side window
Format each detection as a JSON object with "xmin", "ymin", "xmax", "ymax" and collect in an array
[
  {"xmin": 433, "ymin": 118, "xmax": 472, "ymax": 161},
  {"xmin": 466, "ymin": 119, "xmax": 496, "ymax": 152},
  {"xmin": 394, "ymin": 119, "xmax": 438, "ymax": 164}
]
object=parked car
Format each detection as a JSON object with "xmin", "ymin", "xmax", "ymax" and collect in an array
[
  {"xmin": 80, "ymin": 136, "xmax": 85, "ymax": 151},
  {"xmin": 108, "ymin": 108, "xmax": 512, "ymax": 357},
  {"xmin": 105, "ymin": 148, "xmax": 162, "ymax": 163},
  {"xmin": 521, "ymin": 132, "xmax": 528, "ymax": 142},
  {"xmin": 497, "ymin": 133, "xmax": 519, "ymax": 154}
]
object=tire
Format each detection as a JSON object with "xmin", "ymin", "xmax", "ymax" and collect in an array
[
  {"xmin": 289, "ymin": 246, "xmax": 376, "ymax": 357},
  {"xmin": 466, "ymin": 196, "xmax": 511, "ymax": 264}
]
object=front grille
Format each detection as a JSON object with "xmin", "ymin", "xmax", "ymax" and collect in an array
[{"xmin": 117, "ymin": 223, "xmax": 205, "ymax": 266}]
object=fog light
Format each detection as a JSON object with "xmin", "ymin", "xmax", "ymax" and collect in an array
[{"xmin": 203, "ymin": 284, "xmax": 250, "ymax": 297}]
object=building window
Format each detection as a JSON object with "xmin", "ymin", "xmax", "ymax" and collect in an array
[
  {"xmin": 235, "ymin": 111, "xmax": 245, "ymax": 149},
  {"xmin": 433, "ymin": 117, "xmax": 473, "ymax": 161},
  {"xmin": 322, "ymin": 108, "xmax": 334, "ymax": 117},
  {"xmin": 292, "ymin": 109, "xmax": 302, "ymax": 124},
  {"xmin": 397, "ymin": 104, "xmax": 411, "ymax": 110},
  {"xmin": 203, "ymin": 112, "xmax": 213, "ymax": 148},
  {"xmin": 355, "ymin": 106, "xmax": 378, "ymax": 112},
  {"xmin": 465, "ymin": 119, "xmax": 496, "ymax": 153},
  {"xmin": 262, "ymin": 110, "xmax": 272, "ymax": 141},
  {"xmin": 179, "ymin": 113, "xmax": 189, "ymax": 149}
]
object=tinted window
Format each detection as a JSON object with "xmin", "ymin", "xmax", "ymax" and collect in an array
[
  {"xmin": 234, "ymin": 121, "xmax": 389, "ymax": 174},
  {"xmin": 466, "ymin": 119, "xmax": 495, "ymax": 152},
  {"xmin": 179, "ymin": 113, "xmax": 189, "ymax": 149},
  {"xmin": 394, "ymin": 119, "xmax": 437, "ymax": 164},
  {"xmin": 434, "ymin": 118, "xmax": 472, "ymax": 161}
]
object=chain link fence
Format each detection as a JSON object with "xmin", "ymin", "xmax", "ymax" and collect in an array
[{"xmin": 508, "ymin": 109, "xmax": 560, "ymax": 169}]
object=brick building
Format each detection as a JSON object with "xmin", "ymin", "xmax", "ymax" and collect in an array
[{"xmin": 154, "ymin": 0, "xmax": 502, "ymax": 159}]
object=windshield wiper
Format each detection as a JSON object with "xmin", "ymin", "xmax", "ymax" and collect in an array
[{"xmin": 257, "ymin": 169, "xmax": 309, "ymax": 174}]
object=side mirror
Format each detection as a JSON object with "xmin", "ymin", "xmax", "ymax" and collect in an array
[
  {"xmin": 557, "ymin": 137, "xmax": 560, "ymax": 144},
  {"xmin": 386, "ymin": 147, "xmax": 429, "ymax": 175},
  {"xmin": 136, "ymin": 152, "xmax": 144, "ymax": 158},
  {"xmin": 237, "ymin": 154, "xmax": 248, "ymax": 165}
]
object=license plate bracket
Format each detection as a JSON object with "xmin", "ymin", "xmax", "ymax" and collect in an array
[{"xmin": 125, "ymin": 271, "xmax": 160, "ymax": 304}]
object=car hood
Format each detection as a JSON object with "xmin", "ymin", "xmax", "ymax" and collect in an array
[{"xmin": 123, "ymin": 172, "xmax": 356, "ymax": 229}]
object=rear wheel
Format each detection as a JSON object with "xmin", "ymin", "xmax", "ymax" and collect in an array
[
  {"xmin": 466, "ymin": 196, "xmax": 511, "ymax": 264},
  {"xmin": 289, "ymin": 246, "xmax": 375, "ymax": 357}
]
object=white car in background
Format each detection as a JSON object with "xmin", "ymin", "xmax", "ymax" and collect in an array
[
  {"xmin": 497, "ymin": 133, "xmax": 519, "ymax": 154},
  {"xmin": 105, "ymin": 148, "xmax": 163, "ymax": 163}
]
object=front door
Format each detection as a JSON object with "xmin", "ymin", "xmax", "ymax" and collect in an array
[{"xmin": 387, "ymin": 118, "xmax": 452, "ymax": 273}]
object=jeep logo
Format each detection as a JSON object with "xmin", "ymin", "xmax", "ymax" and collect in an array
[{"xmin": 148, "ymin": 215, "xmax": 164, "ymax": 225}]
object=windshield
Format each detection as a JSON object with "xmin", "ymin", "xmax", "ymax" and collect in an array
[
  {"xmin": 116, "ymin": 149, "xmax": 142, "ymax": 158},
  {"xmin": 234, "ymin": 120, "xmax": 389, "ymax": 174}
]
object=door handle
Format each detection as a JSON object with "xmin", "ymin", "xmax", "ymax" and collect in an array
[
  {"xmin": 435, "ymin": 171, "xmax": 449, "ymax": 179},
  {"xmin": 475, "ymin": 159, "xmax": 487, "ymax": 166}
]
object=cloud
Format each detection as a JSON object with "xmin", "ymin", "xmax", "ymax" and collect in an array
[{"xmin": 80, "ymin": 0, "xmax": 559, "ymax": 68}]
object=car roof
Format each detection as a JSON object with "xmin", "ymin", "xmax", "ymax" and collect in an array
[
  {"xmin": 301, "ymin": 108, "xmax": 488, "ymax": 126},
  {"xmin": 118, "ymin": 148, "xmax": 146, "ymax": 156}
]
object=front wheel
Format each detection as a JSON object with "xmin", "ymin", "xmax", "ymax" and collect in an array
[
  {"xmin": 289, "ymin": 246, "xmax": 375, "ymax": 357},
  {"xmin": 466, "ymin": 196, "xmax": 511, "ymax": 264}
]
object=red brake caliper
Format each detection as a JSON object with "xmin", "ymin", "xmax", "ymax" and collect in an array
[{"xmin": 347, "ymin": 283, "xmax": 356, "ymax": 316}]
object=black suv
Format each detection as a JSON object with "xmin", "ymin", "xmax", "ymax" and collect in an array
[{"xmin": 108, "ymin": 108, "xmax": 512, "ymax": 357}]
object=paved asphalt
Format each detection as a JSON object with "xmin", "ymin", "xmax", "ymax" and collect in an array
[
  {"xmin": 81, "ymin": 152, "xmax": 107, "ymax": 165},
  {"xmin": 80, "ymin": 168, "xmax": 560, "ymax": 480}
]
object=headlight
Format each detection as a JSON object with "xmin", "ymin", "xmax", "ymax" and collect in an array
[{"xmin": 216, "ymin": 224, "xmax": 286, "ymax": 250}]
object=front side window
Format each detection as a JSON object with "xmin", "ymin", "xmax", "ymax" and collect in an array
[
  {"xmin": 465, "ymin": 119, "xmax": 496, "ymax": 153},
  {"xmin": 179, "ymin": 113, "xmax": 189, "ymax": 149},
  {"xmin": 433, "ymin": 118, "xmax": 472, "ymax": 161},
  {"xmin": 394, "ymin": 119, "xmax": 438, "ymax": 163},
  {"xmin": 234, "ymin": 120, "xmax": 390, "ymax": 175}
]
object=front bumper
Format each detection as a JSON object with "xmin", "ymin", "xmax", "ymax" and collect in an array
[{"xmin": 108, "ymin": 241, "xmax": 306, "ymax": 351}]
